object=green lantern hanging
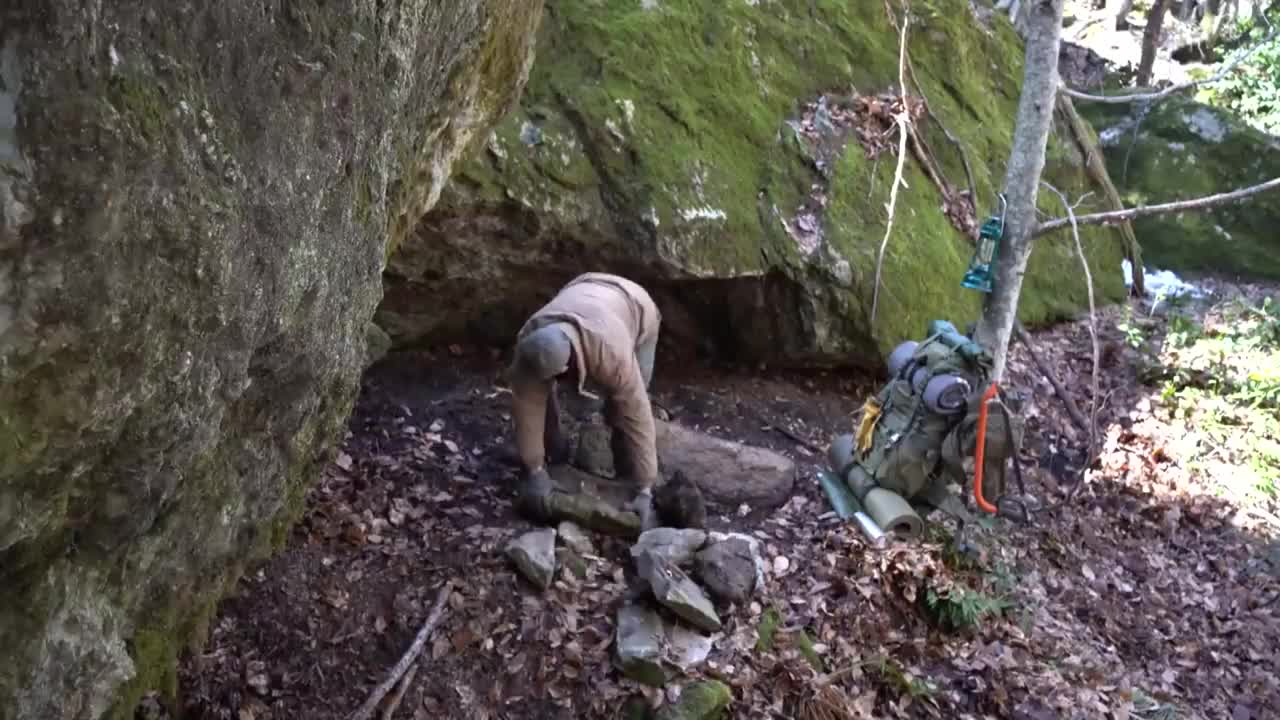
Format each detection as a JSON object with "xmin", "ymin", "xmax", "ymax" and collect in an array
[{"xmin": 962, "ymin": 194, "xmax": 1007, "ymax": 294}]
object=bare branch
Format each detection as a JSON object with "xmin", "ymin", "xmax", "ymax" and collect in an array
[
  {"xmin": 1041, "ymin": 182, "xmax": 1101, "ymax": 456},
  {"xmin": 1061, "ymin": 27, "xmax": 1280, "ymax": 104},
  {"xmin": 1033, "ymin": 177, "xmax": 1280, "ymax": 237},
  {"xmin": 870, "ymin": 0, "xmax": 912, "ymax": 329},
  {"xmin": 906, "ymin": 54, "xmax": 979, "ymax": 234},
  {"xmin": 1013, "ymin": 322, "xmax": 1089, "ymax": 432},
  {"xmin": 348, "ymin": 580, "xmax": 453, "ymax": 720}
]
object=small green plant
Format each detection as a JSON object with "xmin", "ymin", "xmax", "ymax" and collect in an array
[
  {"xmin": 868, "ymin": 656, "xmax": 937, "ymax": 700},
  {"xmin": 1195, "ymin": 9, "xmax": 1280, "ymax": 134},
  {"xmin": 1149, "ymin": 297, "xmax": 1280, "ymax": 502},
  {"xmin": 924, "ymin": 585, "xmax": 1011, "ymax": 632},
  {"xmin": 1119, "ymin": 305, "xmax": 1148, "ymax": 349}
]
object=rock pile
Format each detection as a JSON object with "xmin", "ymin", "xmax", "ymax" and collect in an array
[
  {"xmin": 614, "ymin": 528, "xmax": 765, "ymax": 688},
  {"xmin": 504, "ymin": 522, "xmax": 761, "ymax": 720}
]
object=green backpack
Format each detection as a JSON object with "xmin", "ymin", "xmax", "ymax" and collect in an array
[{"xmin": 834, "ymin": 320, "xmax": 1024, "ymax": 510}]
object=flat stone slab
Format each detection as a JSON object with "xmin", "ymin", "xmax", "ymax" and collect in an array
[
  {"xmin": 637, "ymin": 552, "xmax": 722, "ymax": 633},
  {"xmin": 614, "ymin": 603, "xmax": 668, "ymax": 687},
  {"xmin": 554, "ymin": 420, "xmax": 797, "ymax": 513},
  {"xmin": 655, "ymin": 420, "xmax": 796, "ymax": 510}
]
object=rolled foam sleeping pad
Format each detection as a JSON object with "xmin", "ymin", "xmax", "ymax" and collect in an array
[
  {"xmin": 828, "ymin": 433, "xmax": 856, "ymax": 474},
  {"xmin": 922, "ymin": 374, "xmax": 969, "ymax": 414},
  {"xmin": 862, "ymin": 487, "xmax": 924, "ymax": 539},
  {"xmin": 886, "ymin": 341, "xmax": 918, "ymax": 378}
]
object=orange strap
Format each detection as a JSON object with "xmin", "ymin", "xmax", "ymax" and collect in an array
[{"xmin": 972, "ymin": 382, "xmax": 1000, "ymax": 514}]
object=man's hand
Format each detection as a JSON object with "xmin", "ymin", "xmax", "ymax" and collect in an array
[
  {"xmin": 516, "ymin": 466, "xmax": 554, "ymax": 523},
  {"xmin": 629, "ymin": 488, "xmax": 658, "ymax": 532}
]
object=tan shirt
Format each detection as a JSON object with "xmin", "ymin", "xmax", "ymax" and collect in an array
[{"xmin": 511, "ymin": 273, "xmax": 661, "ymax": 484}]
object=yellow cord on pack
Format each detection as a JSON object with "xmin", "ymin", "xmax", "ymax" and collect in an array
[{"xmin": 855, "ymin": 397, "xmax": 882, "ymax": 456}]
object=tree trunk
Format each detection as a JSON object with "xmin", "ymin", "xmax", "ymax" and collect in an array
[
  {"xmin": 1115, "ymin": 0, "xmax": 1137, "ymax": 29},
  {"xmin": 973, "ymin": 0, "xmax": 1066, "ymax": 380},
  {"xmin": 1137, "ymin": 0, "xmax": 1169, "ymax": 87}
]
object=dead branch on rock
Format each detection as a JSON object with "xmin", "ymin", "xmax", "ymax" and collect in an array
[
  {"xmin": 870, "ymin": 0, "xmax": 913, "ymax": 329},
  {"xmin": 1061, "ymin": 27, "xmax": 1280, "ymax": 104},
  {"xmin": 1033, "ymin": 177, "xmax": 1280, "ymax": 236},
  {"xmin": 348, "ymin": 581, "xmax": 453, "ymax": 720},
  {"xmin": 1042, "ymin": 182, "xmax": 1101, "ymax": 454},
  {"xmin": 1013, "ymin": 322, "xmax": 1088, "ymax": 433},
  {"xmin": 906, "ymin": 55, "xmax": 979, "ymax": 235},
  {"xmin": 1052, "ymin": 91, "xmax": 1147, "ymax": 295}
]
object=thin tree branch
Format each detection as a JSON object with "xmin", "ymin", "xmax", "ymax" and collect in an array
[
  {"xmin": 349, "ymin": 580, "xmax": 453, "ymax": 720},
  {"xmin": 1032, "ymin": 176, "xmax": 1280, "ymax": 236},
  {"xmin": 1061, "ymin": 27, "xmax": 1280, "ymax": 104},
  {"xmin": 1013, "ymin": 322, "xmax": 1089, "ymax": 432},
  {"xmin": 1042, "ymin": 182, "xmax": 1101, "ymax": 457},
  {"xmin": 870, "ymin": 0, "xmax": 912, "ymax": 329}
]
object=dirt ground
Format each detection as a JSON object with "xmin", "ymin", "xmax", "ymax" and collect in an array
[{"xmin": 178, "ymin": 288, "xmax": 1279, "ymax": 720}]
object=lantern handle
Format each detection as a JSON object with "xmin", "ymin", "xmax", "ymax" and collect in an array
[{"xmin": 996, "ymin": 192, "xmax": 1007, "ymax": 228}]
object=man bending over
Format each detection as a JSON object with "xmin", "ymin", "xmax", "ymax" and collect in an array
[{"xmin": 507, "ymin": 272, "xmax": 662, "ymax": 531}]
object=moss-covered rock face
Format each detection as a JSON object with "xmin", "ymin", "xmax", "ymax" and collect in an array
[
  {"xmin": 1082, "ymin": 97, "xmax": 1280, "ymax": 282},
  {"xmin": 0, "ymin": 2, "xmax": 542, "ymax": 718},
  {"xmin": 379, "ymin": 0, "xmax": 1127, "ymax": 367}
]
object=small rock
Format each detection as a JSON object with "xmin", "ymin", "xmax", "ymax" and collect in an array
[
  {"xmin": 506, "ymin": 528, "xmax": 557, "ymax": 590},
  {"xmin": 637, "ymin": 552, "xmax": 722, "ymax": 633},
  {"xmin": 664, "ymin": 622, "xmax": 715, "ymax": 672},
  {"xmin": 557, "ymin": 521, "xmax": 596, "ymax": 555},
  {"xmin": 772, "ymin": 555, "xmax": 791, "ymax": 576},
  {"xmin": 694, "ymin": 535, "xmax": 762, "ymax": 604},
  {"xmin": 614, "ymin": 603, "xmax": 668, "ymax": 687},
  {"xmin": 244, "ymin": 660, "xmax": 269, "ymax": 696},
  {"xmin": 653, "ymin": 679, "xmax": 732, "ymax": 720},
  {"xmin": 631, "ymin": 527, "xmax": 708, "ymax": 567}
]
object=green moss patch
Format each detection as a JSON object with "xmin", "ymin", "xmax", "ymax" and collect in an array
[{"xmin": 1082, "ymin": 97, "xmax": 1280, "ymax": 282}]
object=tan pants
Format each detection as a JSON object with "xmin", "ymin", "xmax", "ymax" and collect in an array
[{"xmin": 543, "ymin": 337, "xmax": 658, "ymax": 487}]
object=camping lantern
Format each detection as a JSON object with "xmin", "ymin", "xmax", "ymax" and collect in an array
[{"xmin": 961, "ymin": 194, "xmax": 1007, "ymax": 294}]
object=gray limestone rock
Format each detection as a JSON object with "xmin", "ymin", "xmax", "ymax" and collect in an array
[
  {"xmin": 695, "ymin": 534, "xmax": 763, "ymax": 604},
  {"xmin": 631, "ymin": 528, "xmax": 708, "ymax": 568},
  {"xmin": 655, "ymin": 421, "xmax": 798, "ymax": 510},
  {"xmin": 507, "ymin": 529, "xmax": 558, "ymax": 590},
  {"xmin": 614, "ymin": 603, "xmax": 668, "ymax": 687},
  {"xmin": 0, "ymin": 2, "xmax": 544, "ymax": 717},
  {"xmin": 556, "ymin": 521, "xmax": 596, "ymax": 556},
  {"xmin": 636, "ymin": 552, "xmax": 722, "ymax": 633}
]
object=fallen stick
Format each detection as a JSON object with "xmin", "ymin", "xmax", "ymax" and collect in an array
[
  {"xmin": 348, "ymin": 581, "xmax": 454, "ymax": 720},
  {"xmin": 380, "ymin": 662, "xmax": 420, "ymax": 720},
  {"xmin": 1012, "ymin": 322, "xmax": 1089, "ymax": 433}
]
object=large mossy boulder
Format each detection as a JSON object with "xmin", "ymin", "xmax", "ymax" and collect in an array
[
  {"xmin": 1082, "ymin": 97, "xmax": 1280, "ymax": 282},
  {"xmin": 0, "ymin": 2, "xmax": 543, "ymax": 718},
  {"xmin": 378, "ymin": 0, "xmax": 1129, "ymax": 367}
]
